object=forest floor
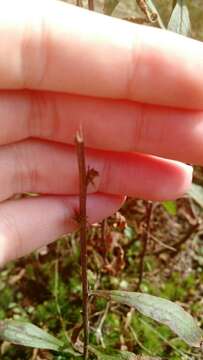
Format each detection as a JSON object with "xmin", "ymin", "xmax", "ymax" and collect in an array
[{"xmin": 0, "ymin": 167, "xmax": 202, "ymax": 359}]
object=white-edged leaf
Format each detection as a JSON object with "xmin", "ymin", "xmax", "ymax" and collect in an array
[
  {"xmin": 188, "ymin": 183, "xmax": 203, "ymax": 208},
  {"xmin": 103, "ymin": 0, "xmax": 119, "ymax": 15},
  {"xmin": 92, "ymin": 291, "xmax": 202, "ymax": 348},
  {"xmin": 168, "ymin": 0, "xmax": 191, "ymax": 36},
  {"xmin": 0, "ymin": 320, "xmax": 63, "ymax": 351}
]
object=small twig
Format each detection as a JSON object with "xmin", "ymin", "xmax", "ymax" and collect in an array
[
  {"xmin": 136, "ymin": 0, "xmax": 165, "ymax": 29},
  {"xmin": 75, "ymin": 129, "xmax": 89, "ymax": 360},
  {"xmin": 129, "ymin": 325, "xmax": 155, "ymax": 356},
  {"xmin": 136, "ymin": 201, "xmax": 153, "ymax": 291},
  {"xmin": 76, "ymin": 0, "xmax": 83, "ymax": 6},
  {"xmin": 31, "ymin": 349, "xmax": 38, "ymax": 360},
  {"xmin": 153, "ymin": 222, "xmax": 199, "ymax": 256},
  {"xmin": 149, "ymin": 233, "xmax": 176, "ymax": 253},
  {"xmin": 88, "ymin": 0, "xmax": 94, "ymax": 11},
  {"xmin": 96, "ymin": 302, "xmax": 110, "ymax": 348},
  {"xmin": 101, "ymin": 219, "xmax": 108, "ymax": 256},
  {"xmin": 101, "ymin": 219, "xmax": 107, "ymax": 243},
  {"xmin": 170, "ymin": 221, "xmax": 199, "ymax": 252}
]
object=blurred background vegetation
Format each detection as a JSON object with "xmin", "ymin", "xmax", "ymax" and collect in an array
[
  {"xmin": 67, "ymin": 0, "xmax": 203, "ymax": 39},
  {"xmin": 0, "ymin": 1, "xmax": 203, "ymax": 359}
]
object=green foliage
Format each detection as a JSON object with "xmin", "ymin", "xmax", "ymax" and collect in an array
[
  {"xmin": 90, "ymin": 345, "xmax": 139, "ymax": 359},
  {"xmin": 35, "ymin": 300, "xmax": 59, "ymax": 329},
  {"xmin": 162, "ymin": 201, "xmax": 177, "ymax": 216},
  {"xmin": 131, "ymin": 315, "xmax": 165, "ymax": 355}
]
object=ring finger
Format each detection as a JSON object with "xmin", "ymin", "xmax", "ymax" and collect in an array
[{"xmin": 0, "ymin": 139, "xmax": 192, "ymax": 202}]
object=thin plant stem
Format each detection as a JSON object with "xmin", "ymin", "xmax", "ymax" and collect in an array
[
  {"xmin": 136, "ymin": 201, "xmax": 153, "ymax": 291},
  {"xmin": 54, "ymin": 260, "xmax": 70, "ymax": 345},
  {"xmin": 129, "ymin": 325, "xmax": 155, "ymax": 356},
  {"xmin": 76, "ymin": 0, "xmax": 83, "ymax": 6},
  {"xmin": 96, "ymin": 302, "xmax": 110, "ymax": 348},
  {"xmin": 101, "ymin": 219, "xmax": 108, "ymax": 256},
  {"xmin": 88, "ymin": 0, "xmax": 94, "ymax": 11},
  {"xmin": 75, "ymin": 129, "xmax": 89, "ymax": 360}
]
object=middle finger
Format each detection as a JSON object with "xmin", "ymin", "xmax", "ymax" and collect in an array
[{"xmin": 0, "ymin": 90, "xmax": 203, "ymax": 165}]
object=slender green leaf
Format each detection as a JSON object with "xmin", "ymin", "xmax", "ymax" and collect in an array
[
  {"xmin": 162, "ymin": 201, "xmax": 177, "ymax": 216},
  {"xmin": 188, "ymin": 183, "xmax": 203, "ymax": 208},
  {"xmin": 89, "ymin": 346, "xmax": 160, "ymax": 359},
  {"xmin": 103, "ymin": 0, "xmax": 119, "ymax": 15},
  {"xmin": 92, "ymin": 291, "xmax": 202, "ymax": 348},
  {"xmin": 90, "ymin": 347, "xmax": 136, "ymax": 359},
  {"xmin": 0, "ymin": 320, "xmax": 63, "ymax": 351},
  {"xmin": 168, "ymin": 0, "xmax": 191, "ymax": 36}
]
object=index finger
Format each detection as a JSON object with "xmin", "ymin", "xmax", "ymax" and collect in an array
[{"xmin": 1, "ymin": 0, "xmax": 203, "ymax": 109}]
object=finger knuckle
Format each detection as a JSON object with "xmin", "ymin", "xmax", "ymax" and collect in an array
[
  {"xmin": 12, "ymin": 142, "xmax": 39, "ymax": 193},
  {"xmin": 125, "ymin": 30, "xmax": 142, "ymax": 100},
  {"xmin": 20, "ymin": 8, "xmax": 50, "ymax": 88}
]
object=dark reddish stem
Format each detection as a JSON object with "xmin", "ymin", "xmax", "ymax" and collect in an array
[
  {"xmin": 75, "ymin": 129, "xmax": 89, "ymax": 360},
  {"xmin": 88, "ymin": 0, "xmax": 94, "ymax": 10},
  {"xmin": 136, "ymin": 201, "xmax": 153, "ymax": 291}
]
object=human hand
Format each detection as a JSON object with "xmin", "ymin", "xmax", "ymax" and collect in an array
[{"xmin": 0, "ymin": 0, "xmax": 202, "ymax": 264}]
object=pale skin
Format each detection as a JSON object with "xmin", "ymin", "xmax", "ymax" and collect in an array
[{"xmin": 1, "ymin": 0, "xmax": 203, "ymax": 265}]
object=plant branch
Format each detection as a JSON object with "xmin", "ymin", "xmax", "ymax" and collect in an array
[{"xmin": 75, "ymin": 129, "xmax": 89, "ymax": 360}]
